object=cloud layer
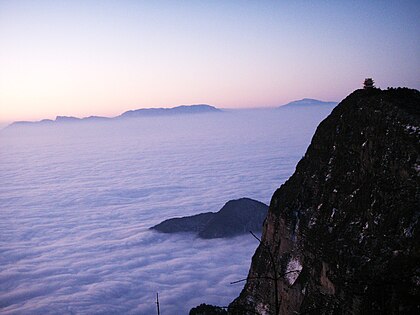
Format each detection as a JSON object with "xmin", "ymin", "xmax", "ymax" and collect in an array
[{"xmin": 0, "ymin": 108, "xmax": 332, "ymax": 314}]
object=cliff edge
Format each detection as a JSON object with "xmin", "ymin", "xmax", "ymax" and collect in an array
[{"xmin": 229, "ymin": 88, "xmax": 420, "ymax": 314}]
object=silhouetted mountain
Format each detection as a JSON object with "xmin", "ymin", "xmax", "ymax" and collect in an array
[
  {"xmin": 10, "ymin": 119, "xmax": 54, "ymax": 127},
  {"xmin": 280, "ymin": 98, "xmax": 337, "ymax": 108},
  {"xmin": 5, "ymin": 104, "xmax": 221, "ymax": 129},
  {"xmin": 7, "ymin": 115, "xmax": 105, "ymax": 128},
  {"xmin": 83, "ymin": 116, "xmax": 111, "ymax": 121},
  {"xmin": 230, "ymin": 88, "xmax": 420, "ymax": 314},
  {"xmin": 55, "ymin": 116, "xmax": 81, "ymax": 122},
  {"xmin": 152, "ymin": 212, "xmax": 215, "ymax": 234},
  {"xmin": 118, "ymin": 104, "xmax": 221, "ymax": 118},
  {"xmin": 151, "ymin": 198, "xmax": 268, "ymax": 239}
]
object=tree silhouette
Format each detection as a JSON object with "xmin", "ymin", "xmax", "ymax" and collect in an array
[
  {"xmin": 189, "ymin": 303, "xmax": 228, "ymax": 315},
  {"xmin": 363, "ymin": 78, "xmax": 375, "ymax": 89}
]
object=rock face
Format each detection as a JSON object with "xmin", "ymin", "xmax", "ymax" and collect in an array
[
  {"xmin": 151, "ymin": 198, "xmax": 268, "ymax": 239},
  {"xmin": 230, "ymin": 88, "xmax": 420, "ymax": 314}
]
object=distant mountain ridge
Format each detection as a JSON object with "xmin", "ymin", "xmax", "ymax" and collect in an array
[
  {"xmin": 119, "ymin": 104, "xmax": 220, "ymax": 118},
  {"xmin": 7, "ymin": 104, "xmax": 221, "ymax": 128},
  {"xmin": 280, "ymin": 98, "xmax": 337, "ymax": 108},
  {"xmin": 6, "ymin": 98, "xmax": 338, "ymax": 129}
]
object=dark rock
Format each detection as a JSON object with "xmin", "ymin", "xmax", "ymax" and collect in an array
[
  {"xmin": 150, "ymin": 198, "xmax": 268, "ymax": 239},
  {"xmin": 189, "ymin": 303, "xmax": 228, "ymax": 315},
  {"xmin": 151, "ymin": 212, "xmax": 214, "ymax": 234},
  {"xmin": 199, "ymin": 198, "xmax": 268, "ymax": 239},
  {"xmin": 230, "ymin": 88, "xmax": 420, "ymax": 314}
]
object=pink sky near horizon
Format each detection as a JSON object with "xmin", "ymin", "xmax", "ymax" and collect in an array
[{"xmin": 0, "ymin": 1, "xmax": 419, "ymax": 123}]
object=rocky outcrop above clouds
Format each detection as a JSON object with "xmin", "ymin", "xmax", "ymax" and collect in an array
[
  {"xmin": 151, "ymin": 198, "xmax": 268, "ymax": 239},
  {"xmin": 230, "ymin": 88, "xmax": 420, "ymax": 314}
]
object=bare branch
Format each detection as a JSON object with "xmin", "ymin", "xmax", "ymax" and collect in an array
[
  {"xmin": 230, "ymin": 276, "xmax": 277, "ymax": 285},
  {"xmin": 249, "ymin": 230, "xmax": 262, "ymax": 243},
  {"xmin": 156, "ymin": 292, "xmax": 160, "ymax": 315}
]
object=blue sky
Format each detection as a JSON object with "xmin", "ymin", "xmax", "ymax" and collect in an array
[{"xmin": 0, "ymin": 0, "xmax": 419, "ymax": 121}]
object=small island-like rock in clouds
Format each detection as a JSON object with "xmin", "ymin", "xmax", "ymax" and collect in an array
[{"xmin": 150, "ymin": 198, "xmax": 268, "ymax": 239}]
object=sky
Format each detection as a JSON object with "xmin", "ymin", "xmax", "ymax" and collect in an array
[{"xmin": 0, "ymin": 0, "xmax": 419, "ymax": 122}]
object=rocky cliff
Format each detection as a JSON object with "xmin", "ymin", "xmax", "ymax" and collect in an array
[{"xmin": 229, "ymin": 88, "xmax": 420, "ymax": 314}]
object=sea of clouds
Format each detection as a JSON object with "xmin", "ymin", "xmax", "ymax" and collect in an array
[{"xmin": 0, "ymin": 107, "xmax": 333, "ymax": 314}]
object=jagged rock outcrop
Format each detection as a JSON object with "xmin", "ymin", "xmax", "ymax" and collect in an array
[
  {"xmin": 151, "ymin": 198, "xmax": 268, "ymax": 239},
  {"xmin": 230, "ymin": 88, "xmax": 420, "ymax": 314}
]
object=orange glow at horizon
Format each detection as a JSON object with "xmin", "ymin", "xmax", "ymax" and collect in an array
[{"xmin": 1, "ymin": 1, "xmax": 419, "ymax": 123}]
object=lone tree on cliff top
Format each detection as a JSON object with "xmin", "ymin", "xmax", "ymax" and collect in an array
[{"xmin": 364, "ymin": 78, "xmax": 375, "ymax": 89}]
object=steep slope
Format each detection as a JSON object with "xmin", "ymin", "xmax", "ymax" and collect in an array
[
  {"xmin": 151, "ymin": 212, "xmax": 214, "ymax": 234},
  {"xmin": 199, "ymin": 198, "xmax": 268, "ymax": 239},
  {"xmin": 230, "ymin": 88, "xmax": 420, "ymax": 314}
]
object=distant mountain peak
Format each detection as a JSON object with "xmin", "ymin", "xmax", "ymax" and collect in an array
[
  {"xmin": 55, "ymin": 116, "xmax": 81, "ymax": 122},
  {"xmin": 5, "ymin": 104, "xmax": 221, "ymax": 129},
  {"xmin": 118, "ymin": 104, "xmax": 221, "ymax": 118},
  {"xmin": 280, "ymin": 98, "xmax": 338, "ymax": 108}
]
